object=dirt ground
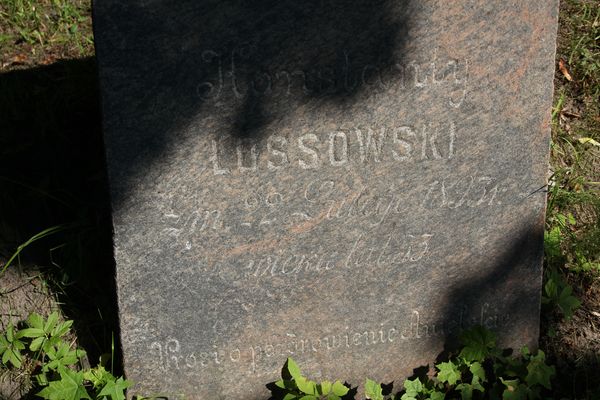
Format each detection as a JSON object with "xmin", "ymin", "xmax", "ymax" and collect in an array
[
  {"xmin": 541, "ymin": 275, "xmax": 600, "ymax": 399},
  {"xmin": 0, "ymin": 265, "xmax": 61, "ymax": 399}
]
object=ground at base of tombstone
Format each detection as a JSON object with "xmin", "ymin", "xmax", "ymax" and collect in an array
[
  {"xmin": 0, "ymin": 266, "xmax": 78, "ymax": 399},
  {"xmin": 541, "ymin": 278, "xmax": 600, "ymax": 399},
  {"xmin": 541, "ymin": 0, "xmax": 600, "ymax": 398},
  {"xmin": 0, "ymin": 0, "xmax": 599, "ymax": 398}
]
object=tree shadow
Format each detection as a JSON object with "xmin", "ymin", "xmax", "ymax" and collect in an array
[
  {"xmin": 1, "ymin": 0, "xmax": 419, "ymax": 379},
  {"xmin": 433, "ymin": 222, "xmax": 545, "ymax": 351},
  {"xmin": 93, "ymin": 0, "xmax": 417, "ymax": 207}
]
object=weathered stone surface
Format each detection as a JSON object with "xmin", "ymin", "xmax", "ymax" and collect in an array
[{"xmin": 93, "ymin": 1, "xmax": 559, "ymax": 398}]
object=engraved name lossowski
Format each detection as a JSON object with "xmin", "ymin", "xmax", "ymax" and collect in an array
[
  {"xmin": 150, "ymin": 305, "xmax": 509, "ymax": 375},
  {"xmin": 196, "ymin": 47, "xmax": 469, "ymax": 108},
  {"xmin": 210, "ymin": 121, "xmax": 456, "ymax": 175}
]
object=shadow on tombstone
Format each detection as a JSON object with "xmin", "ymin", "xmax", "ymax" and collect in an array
[
  {"xmin": 1, "ymin": 0, "xmax": 420, "ymax": 380},
  {"xmin": 94, "ymin": 0, "xmax": 417, "ymax": 208},
  {"xmin": 260, "ymin": 222, "xmax": 545, "ymax": 400},
  {"xmin": 435, "ymin": 222, "xmax": 544, "ymax": 351}
]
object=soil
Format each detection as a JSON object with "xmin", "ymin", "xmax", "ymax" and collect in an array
[
  {"xmin": 541, "ymin": 274, "xmax": 600, "ymax": 399},
  {"xmin": 0, "ymin": 265, "xmax": 62, "ymax": 400}
]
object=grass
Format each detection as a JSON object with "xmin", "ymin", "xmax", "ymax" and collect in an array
[
  {"xmin": 548, "ymin": 0, "xmax": 599, "ymax": 274},
  {"xmin": 0, "ymin": 0, "xmax": 599, "ymax": 398},
  {"xmin": 0, "ymin": 0, "xmax": 93, "ymax": 69},
  {"xmin": 540, "ymin": 0, "xmax": 600, "ymax": 398}
]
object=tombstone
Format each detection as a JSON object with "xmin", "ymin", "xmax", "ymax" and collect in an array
[{"xmin": 93, "ymin": 1, "xmax": 559, "ymax": 398}]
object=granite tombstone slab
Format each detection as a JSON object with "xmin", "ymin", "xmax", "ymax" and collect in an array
[{"xmin": 93, "ymin": 1, "xmax": 559, "ymax": 398}]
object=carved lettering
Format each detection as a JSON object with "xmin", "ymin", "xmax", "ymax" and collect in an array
[
  {"xmin": 298, "ymin": 133, "xmax": 320, "ymax": 169},
  {"xmin": 267, "ymin": 135, "xmax": 289, "ymax": 170},
  {"xmin": 328, "ymin": 131, "xmax": 349, "ymax": 166},
  {"xmin": 209, "ymin": 121, "xmax": 456, "ymax": 175},
  {"xmin": 152, "ymin": 305, "xmax": 509, "ymax": 374}
]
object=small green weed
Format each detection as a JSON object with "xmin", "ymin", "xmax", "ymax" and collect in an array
[
  {"xmin": 273, "ymin": 357, "xmax": 350, "ymax": 400},
  {"xmin": 272, "ymin": 326, "xmax": 556, "ymax": 400},
  {"xmin": 545, "ymin": 186, "xmax": 600, "ymax": 273},
  {"xmin": 0, "ymin": 312, "xmax": 131, "ymax": 400},
  {"xmin": 541, "ymin": 269, "xmax": 581, "ymax": 319},
  {"xmin": 394, "ymin": 326, "xmax": 555, "ymax": 400}
]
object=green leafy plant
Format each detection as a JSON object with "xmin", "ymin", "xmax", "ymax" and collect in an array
[
  {"xmin": 272, "ymin": 357, "xmax": 350, "ymax": 400},
  {"xmin": 402, "ymin": 327, "xmax": 554, "ymax": 400},
  {"xmin": 541, "ymin": 269, "xmax": 581, "ymax": 319},
  {"xmin": 0, "ymin": 312, "xmax": 132, "ymax": 400},
  {"xmin": 0, "ymin": 323, "xmax": 26, "ymax": 368},
  {"xmin": 365, "ymin": 378, "xmax": 384, "ymax": 400},
  {"xmin": 275, "ymin": 326, "xmax": 556, "ymax": 400}
]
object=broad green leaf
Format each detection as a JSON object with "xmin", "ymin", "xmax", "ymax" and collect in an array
[
  {"xmin": 287, "ymin": 358, "xmax": 302, "ymax": 381},
  {"xmin": 544, "ymin": 227, "xmax": 562, "ymax": 260},
  {"xmin": 53, "ymin": 321, "xmax": 74, "ymax": 338},
  {"xmin": 320, "ymin": 380, "xmax": 332, "ymax": 395},
  {"xmin": 459, "ymin": 326, "xmax": 496, "ymax": 362},
  {"xmin": 469, "ymin": 362, "xmax": 486, "ymax": 385},
  {"xmin": 48, "ymin": 341, "xmax": 69, "ymax": 361},
  {"xmin": 3, "ymin": 346, "xmax": 23, "ymax": 368},
  {"xmin": 327, "ymin": 394, "xmax": 341, "ymax": 400},
  {"xmin": 332, "ymin": 381, "xmax": 349, "ymax": 397},
  {"xmin": 6, "ymin": 325, "xmax": 14, "ymax": 342},
  {"xmin": 36, "ymin": 371, "xmax": 49, "ymax": 386},
  {"xmin": 299, "ymin": 396, "xmax": 318, "ymax": 400},
  {"xmin": 429, "ymin": 391, "xmax": 445, "ymax": 400},
  {"xmin": 403, "ymin": 378, "xmax": 424, "ymax": 396},
  {"xmin": 83, "ymin": 365, "xmax": 116, "ymax": 389},
  {"xmin": 37, "ymin": 368, "xmax": 91, "ymax": 400},
  {"xmin": 27, "ymin": 313, "xmax": 45, "ymax": 330},
  {"xmin": 18, "ymin": 327, "xmax": 45, "ymax": 338},
  {"xmin": 282, "ymin": 394, "xmax": 297, "ymax": 400},
  {"xmin": 525, "ymin": 351, "xmax": 555, "ymax": 389},
  {"xmin": 365, "ymin": 378, "xmax": 384, "ymax": 400},
  {"xmin": 400, "ymin": 395, "xmax": 417, "ymax": 400},
  {"xmin": 30, "ymin": 336, "xmax": 46, "ymax": 351},
  {"xmin": 275, "ymin": 379, "xmax": 286, "ymax": 389},
  {"xmin": 0, "ymin": 336, "xmax": 8, "ymax": 353},
  {"xmin": 437, "ymin": 361, "xmax": 461, "ymax": 385},
  {"xmin": 500, "ymin": 377, "xmax": 529, "ymax": 400},
  {"xmin": 0, "ymin": 328, "xmax": 25, "ymax": 368},
  {"xmin": 558, "ymin": 286, "xmax": 581, "ymax": 318},
  {"xmin": 44, "ymin": 312, "xmax": 59, "ymax": 334},
  {"xmin": 296, "ymin": 376, "xmax": 317, "ymax": 395},
  {"xmin": 455, "ymin": 383, "xmax": 473, "ymax": 400},
  {"xmin": 97, "ymin": 377, "xmax": 133, "ymax": 400}
]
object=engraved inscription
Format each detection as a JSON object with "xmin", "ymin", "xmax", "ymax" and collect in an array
[
  {"xmin": 209, "ymin": 121, "xmax": 457, "ymax": 175},
  {"xmin": 421, "ymin": 176, "xmax": 506, "ymax": 209},
  {"xmin": 149, "ymin": 304, "xmax": 510, "ymax": 375},
  {"xmin": 242, "ymin": 232, "xmax": 433, "ymax": 280},
  {"xmin": 160, "ymin": 175, "xmax": 510, "ymax": 247},
  {"xmin": 195, "ymin": 47, "xmax": 469, "ymax": 107}
]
